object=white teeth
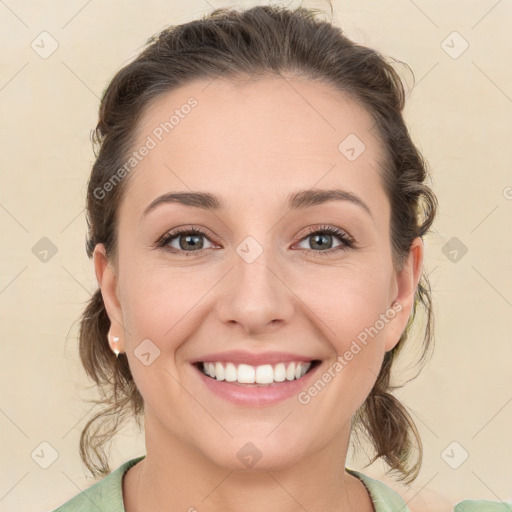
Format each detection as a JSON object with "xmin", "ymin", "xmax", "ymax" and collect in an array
[
  {"xmin": 274, "ymin": 363, "xmax": 286, "ymax": 382},
  {"xmin": 225, "ymin": 362, "xmax": 237, "ymax": 382},
  {"xmin": 255, "ymin": 364, "xmax": 274, "ymax": 384},
  {"xmin": 200, "ymin": 361, "xmax": 313, "ymax": 384},
  {"xmin": 215, "ymin": 362, "xmax": 225, "ymax": 381},
  {"xmin": 237, "ymin": 364, "xmax": 255, "ymax": 383},
  {"xmin": 286, "ymin": 362, "xmax": 296, "ymax": 381}
]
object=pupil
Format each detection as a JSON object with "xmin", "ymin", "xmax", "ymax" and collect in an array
[
  {"xmin": 181, "ymin": 234, "xmax": 203, "ymax": 250},
  {"xmin": 311, "ymin": 234, "xmax": 331, "ymax": 250},
  {"xmin": 178, "ymin": 233, "xmax": 333, "ymax": 251}
]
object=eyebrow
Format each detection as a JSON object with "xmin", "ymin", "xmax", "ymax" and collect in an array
[{"xmin": 141, "ymin": 188, "xmax": 373, "ymax": 219}]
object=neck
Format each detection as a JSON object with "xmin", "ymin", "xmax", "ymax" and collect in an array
[{"xmin": 124, "ymin": 414, "xmax": 373, "ymax": 512}]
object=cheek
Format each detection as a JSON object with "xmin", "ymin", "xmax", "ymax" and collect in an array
[
  {"xmin": 119, "ymin": 258, "xmax": 214, "ymax": 353},
  {"xmin": 118, "ymin": 264, "xmax": 199, "ymax": 418},
  {"xmin": 304, "ymin": 265, "xmax": 392, "ymax": 342},
  {"xmin": 302, "ymin": 266, "xmax": 390, "ymax": 391},
  {"xmin": 117, "ymin": 259, "xmax": 175, "ymax": 345},
  {"xmin": 121, "ymin": 251, "xmax": 200, "ymax": 328}
]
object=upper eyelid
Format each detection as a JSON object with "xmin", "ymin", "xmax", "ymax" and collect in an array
[{"xmin": 158, "ymin": 225, "xmax": 353, "ymax": 249}]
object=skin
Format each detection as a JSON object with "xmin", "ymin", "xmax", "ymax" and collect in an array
[{"xmin": 94, "ymin": 75, "xmax": 424, "ymax": 512}]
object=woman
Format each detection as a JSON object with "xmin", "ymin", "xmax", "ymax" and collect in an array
[{"xmin": 52, "ymin": 4, "xmax": 507, "ymax": 511}]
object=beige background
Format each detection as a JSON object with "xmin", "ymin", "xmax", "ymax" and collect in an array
[{"xmin": 1, "ymin": 1, "xmax": 511, "ymax": 511}]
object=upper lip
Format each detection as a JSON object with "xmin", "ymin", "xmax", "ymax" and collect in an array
[{"xmin": 190, "ymin": 350, "xmax": 319, "ymax": 366}]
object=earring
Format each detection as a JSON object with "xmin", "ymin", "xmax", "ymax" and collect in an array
[{"xmin": 110, "ymin": 335, "xmax": 120, "ymax": 358}]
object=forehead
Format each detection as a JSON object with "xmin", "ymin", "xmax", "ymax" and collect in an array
[{"xmin": 119, "ymin": 75, "xmax": 388, "ymax": 222}]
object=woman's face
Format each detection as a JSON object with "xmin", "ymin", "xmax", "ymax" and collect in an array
[{"xmin": 95, "ymin": 76, "xmax": 422, "ymax": 470}]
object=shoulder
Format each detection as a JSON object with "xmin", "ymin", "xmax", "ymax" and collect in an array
[
  {"xmin": 346, "ymin": 468, "xmax": 414, "ymax": 511},
  {"xmin": 348, "ymin": 468, "xmax": 512, "ymax": 512},
  {"xmin": 50, "ymin": 456, "xmax": 145, "ymax": 512},
  {"xmin": 453, "ymin": 500, "xmax": 512, "ymax": 512}
]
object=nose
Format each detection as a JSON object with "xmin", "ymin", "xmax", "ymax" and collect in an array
[{"xmin": 216, "ymin": 246, "xmax": 295, "ymax": 335}]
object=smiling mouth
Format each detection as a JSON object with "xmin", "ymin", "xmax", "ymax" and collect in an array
[{"xmin": 193, "ymin": 360, "xmax": 321, "ymax": 386}]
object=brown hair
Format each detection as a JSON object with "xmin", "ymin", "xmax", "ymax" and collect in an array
[{"xmin": 77, "ymin": 4, "xmax": 437, "ymax": 484}]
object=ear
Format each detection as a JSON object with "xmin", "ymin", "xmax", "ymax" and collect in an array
[
  {"xmin": 93, "ymin": 244, "xmax": 125, "ymax": 353},
  {"xmin": 384, "ymin": 236, "xmax": 424, "ymax": 352}
]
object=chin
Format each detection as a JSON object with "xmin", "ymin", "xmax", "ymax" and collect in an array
[{"xmin": 199, "ymin": 436, "xmax": 309, "ymax": 473}]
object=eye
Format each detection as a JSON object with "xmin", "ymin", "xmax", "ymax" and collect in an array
[
  {"xmin": 155, "ymin": 224, "xmax": 356, "ymax": 257},
  {"xmin": 294, "ymin": 225, "xmax": 355, "ymax": 255},
  {"xmin": 156, "ymin": 226, "xmax": 216, "ymax": 255}
]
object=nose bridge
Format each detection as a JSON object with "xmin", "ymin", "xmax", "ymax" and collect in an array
[{"xmin": 217, "ymin": 230, "xmax": 295, "ymax": 333}]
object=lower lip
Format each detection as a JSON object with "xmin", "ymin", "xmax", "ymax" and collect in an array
[{"xmin": 193, "ymin": 363, "xmax": 320, "ymax": 406}]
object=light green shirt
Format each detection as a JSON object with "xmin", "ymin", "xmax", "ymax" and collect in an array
[{"xmin": 51, "ymin": 455, "xmax": 512, "ymax": 512}]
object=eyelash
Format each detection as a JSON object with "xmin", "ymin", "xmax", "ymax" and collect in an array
[{"xmin": 155, "ymin": 224, "xmax": 356, "ymax": 257}]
